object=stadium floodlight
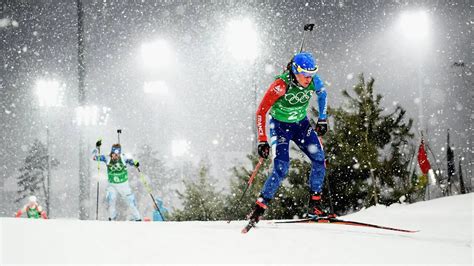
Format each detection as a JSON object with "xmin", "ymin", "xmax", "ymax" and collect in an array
[
  {"xmin": 171, "ymin": 139, "xmax": 190, "ymax": 157},
  {"xmin": 397, "ymin": 10, "xmax": 430, "ymax": 45},
  {"xmin": 35, "ymin": 79, "xmax": 63, "ymax": 107},
  {"xmin": 225, "ymin": 18, "xmax": 258, "ymax": 62},
  {"xmin": 141, "ymin": 39, "xmax": 174, "ymax": 70}
]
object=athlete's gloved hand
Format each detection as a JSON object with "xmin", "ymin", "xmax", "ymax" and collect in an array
[
  {"xmin": 315, "ymin": 119, "xmax": 328, "ymax": 136},
  {"xmin": 133, "ymin": 160, "xmax": 140, "ymax": 167},
  {"xmin": 96, "ymin": 139, "xmax": 102, "ymax": 148},
  {"xmin": 258, "ymin": 142, "xmax": 270, "ymax": 159}
]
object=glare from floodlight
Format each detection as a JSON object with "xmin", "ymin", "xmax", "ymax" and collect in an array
[
  {"xmin": 397, "ymin": 10, "xmax": 430, "ymax": 44},
  {"xmin": 225, "ymin": 18, "xmax": 258, "ymax": 62},
  {"xmin": 75, "ymin": 105, "xmax": 111, "ymax": 126},
  {"xmin": 144, "ymin": 80, "xmax": 169, "ymax": 95},
  {"xmin": 75, "ymin": 105, "xmax": 98, "ymax": 126},
  {"xmin": 35, "ymin": 79, "xmax": 63, "ymax": 107},
  {"xmin": 98, "ymin": 106, "xmax": 111, "ymax": 126},
  {"xmin": 171, "ymin": 139, "xmax": 190, "ymax": 157},
  {"xmin": 141, "ymin": 39, "xmax": 173, "ymax": 70}
]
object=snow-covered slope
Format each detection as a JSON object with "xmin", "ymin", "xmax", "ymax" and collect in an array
[{"xmin": 1, "ymin": 194, "xmax": 472, "ymax": 265}]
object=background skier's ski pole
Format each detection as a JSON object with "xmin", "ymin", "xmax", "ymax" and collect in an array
[
  {"xmin": 227, "ymin": 157, "xmax": 264, "ymax": 223},
  {"xmin": 95, "ymin": 139, "xmax": 102, "ymax": 220},
  {"xmin": 136, "ymin": 166, "xmax": 165, "ymax": 221},
  {"xmin": 116, "ymin": 129, "xmax": 122, "ymax": 144}
]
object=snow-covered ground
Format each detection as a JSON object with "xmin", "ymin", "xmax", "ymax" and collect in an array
[{"xmin": 1, "ymin": 194, "xmax": 472, "ymax": 265}]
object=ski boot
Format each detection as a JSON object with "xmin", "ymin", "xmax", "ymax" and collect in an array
[
  {"xmin": 307, "ymin": 192, "xmax": 336, "ymax": 219},
  {"xmin": 242, "ymin": 197, "xmax": 268, "ymax": 233}
]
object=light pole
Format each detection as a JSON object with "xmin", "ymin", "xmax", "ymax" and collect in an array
[
  {"xmin": 225, "ymin": 18, "xmax": 259, "ymax": 152},
  {"xmin": 396, "ymin": 10, "xmax": 432, "ymax": 198},
  {"xmin": 396, "ymin": 10, "xmax": 431, "ymax": 131},
  {"xmin": 76, "ymin": 0, "xmax": 89, "ymax": 220},
  {"xmin": 35, "ymin": 78, "xmax": 63, "ymax": 217}
]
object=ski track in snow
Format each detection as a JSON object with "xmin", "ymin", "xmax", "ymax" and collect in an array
[{"xmin": 1, "ymin": 193, "xmax": 472, "ymax": 265}]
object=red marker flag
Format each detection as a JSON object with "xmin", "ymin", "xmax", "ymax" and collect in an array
[{"xmin": 417, "ymin": 139, "xmax": 432, "ymax": 175}]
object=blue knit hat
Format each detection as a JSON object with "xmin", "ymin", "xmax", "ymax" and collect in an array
[
  {"xmin": 291, "ymin": 52, "xmax": 318, "ymax": 77},
  {"xmin": 111, "ymin": 144, "xmax": 121, "ymax": 155}
]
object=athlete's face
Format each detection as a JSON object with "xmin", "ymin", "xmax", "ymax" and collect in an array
[
  {"xmin": 111, "ymin": 153, "xmax": 119, "ymax": 160},
  {"xmin": 295, "ymin": 73, "xmax": 313, "ymax": 88}
]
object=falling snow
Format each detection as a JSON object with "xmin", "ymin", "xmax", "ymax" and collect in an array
[{"xmin": 0, "ymin": 0, "xmax": 471, "ymax": 245}]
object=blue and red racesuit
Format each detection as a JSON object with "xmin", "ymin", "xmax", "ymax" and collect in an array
[{"xmin": 255, "ymin": 70, "xmax": 328, "ymax": 206}]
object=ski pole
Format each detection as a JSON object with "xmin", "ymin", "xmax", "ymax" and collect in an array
[
  {"xmin": 227, "ymin": 157, "xmax": 264, "ymax": 223},
  {"xmin": 299, "ymin": 23, "xmax": 315, "ymax": 52},
  {"xmin": 117, "ymin": 129, "xmax": 122, "ymax": 144},
  {"xmin": 318, "ymin": 136, "xmax": 334, "ymax": 214},
  {"xmin": 286, "ymin": 23, "xmax": 316, "ymax": 73},
  {"xmin": 96, "ymin": 181, "xmax": 99, "ymax": 220},
  {"xmin": 136, "ymin": 167, "xmax": 165, "ymax": 221},
  {"xmin": 96, "ymin": 139, "xmax": 102, "ymax": 220}
]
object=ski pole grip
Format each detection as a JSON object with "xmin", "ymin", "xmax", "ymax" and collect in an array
[
  {"xmin": 304, "ymin": 23, "xmax": 315, "ymax": 31},
  {"xmin": 96, "ymin": 138, "xmax": 102, "ymax": 148}
]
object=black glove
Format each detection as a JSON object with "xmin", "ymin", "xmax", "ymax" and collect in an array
[
  {"xmin": 95, "ymin": 139, "xmax": 102, "ymax": 148},
  {"xmin": 133, "ymin": 160, "xmax": 140, "ymax": 167},
  {"xmin": 315, "ymin": 119, "xmax": 328, "ymax": 136},
  {"xmin": 258, "ymin": 142, "xmax": 270, "ymax": 159}
]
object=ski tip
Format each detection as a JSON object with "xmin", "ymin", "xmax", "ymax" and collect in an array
[
  {"xmin": 241, "ymin": 226, "xmax": 252, "ymax": 234},
  {"xmin": 241, "ymin": 223, "xmax": 254, "ymax": 234}
]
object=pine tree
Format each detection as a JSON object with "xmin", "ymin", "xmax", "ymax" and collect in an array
[
  {"xmin": 172, "ymin": 163, "xmax": 225, "ymax": 221},
  {"xmin": 314, "ymin": 74, "xmax": 414, "ymax": 213},
  {"xmin": 16, "ymin": 139, "xmax": 59, "ymax": 203}
]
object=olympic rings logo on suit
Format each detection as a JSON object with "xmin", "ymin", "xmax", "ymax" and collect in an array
[
  {"xmin": 284, "ymin": 91, "xmax": 312, "ymax": 105},
  {"xmin": 108, "ymin": 162, "xmax": 126, "ymax": 172}
]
